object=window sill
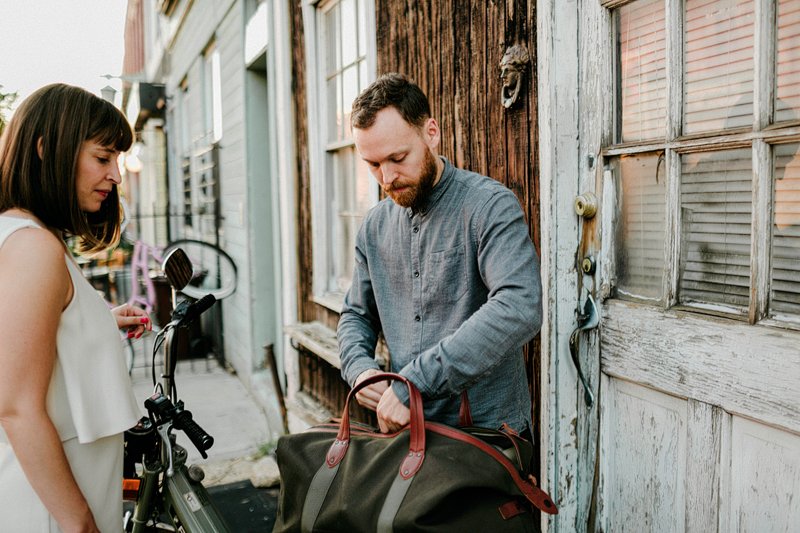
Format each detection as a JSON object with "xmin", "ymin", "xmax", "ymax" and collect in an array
[
  {"xmin": 284, "ymin": 320, "xmax": 391, "ymax": 370},
  {"xmin": 285, "ymin": 321, "xmax": 341, "ymax": 368},
  {"xmin": 313, "ymin": 292, "xmax": 346, "ymax": 314}
]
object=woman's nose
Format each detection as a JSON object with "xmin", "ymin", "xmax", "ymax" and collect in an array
[{"xmin": 108, "ymin": 160, "xmax": 122, "ymax": 184}]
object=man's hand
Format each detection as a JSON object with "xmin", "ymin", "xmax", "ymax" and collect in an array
[
  {"xmin": 376, "ymin": 385, "xmax": 410, "ymax": 433},
  {"xmin": 353, "ymin": 369, "xmax": 388, "ymax": 411}
]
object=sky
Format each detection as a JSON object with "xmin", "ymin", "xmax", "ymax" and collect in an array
[{"xmin": 0, "ymin": 0, "xmax": 129, "ymax": 114}]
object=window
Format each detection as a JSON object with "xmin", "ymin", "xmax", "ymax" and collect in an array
[
  {"xmin": 203, "ymin": 40, "xmax": 223, "ymax": 144},
  {"xmin": 307, "ymin": 0, "xmax": 377, "ymax": 307},
  {"xmin": 607, "ymin": 0, "xmax": 800, "ymax": 327}
]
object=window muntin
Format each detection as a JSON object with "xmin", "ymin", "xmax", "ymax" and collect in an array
[
  {"xmin": 316, "ymin": 0, "xmax": 375, "ymax": 297},
  {"xmin": 683, "ymin": 0, "xmax": 755, "ymax": 135},
  {"xmin": 771, "ymin": 143, "xmax": 800, "ymax": 318},
  {"xmin": 617, "ymin": 0, "xmax": 667, "ymax": 142},
  {"xmin": 608, "ymin": 0, "xmax": 799, "ymax": 326},
  {"xmin": 775, "ymin": 0, "xmax": 800, "ymax": 124}
]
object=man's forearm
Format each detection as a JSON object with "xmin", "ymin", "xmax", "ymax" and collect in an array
[{"xmin": 338, "ymin": 309, "xmax": 382, "ymax": 385}]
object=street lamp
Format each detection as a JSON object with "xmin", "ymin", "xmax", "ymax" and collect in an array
[{"xmin": 100, "ymin": 85, "xmax": 117, "ymax": 104}]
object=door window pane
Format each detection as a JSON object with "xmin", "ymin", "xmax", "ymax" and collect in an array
[
  {"xmin": 771, "ymin": 143, "xmax": 800, "ymax": 317},
  {"xmin": 684, "ymin": 0, "xmax": 754, "ymax": 134},
  {"xmin": 679, "ymin": 149, "xmax": 752, "ymax": 311},
  {"xmin": 775, "ymin": 0, "xmax": 800, "ymax": 123},
  {"xmin": 615, "ymin": 154, "xmax": 667, "ymax": 301},
  {"xmin": 618, "ymin": 0, "xmax": 666, "ymax": 142}
]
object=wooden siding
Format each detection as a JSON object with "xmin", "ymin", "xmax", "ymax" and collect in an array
[
  {"xmin": 289, "ymin": 0, "xmax": 542, "ymax": 430},
  {"xmin": 375, "ymin": 0, "xmax": 542, "ymax": 438}
]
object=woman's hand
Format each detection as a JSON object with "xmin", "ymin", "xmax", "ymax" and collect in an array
[{"xmin": 111, "ymin": 303, "xmax": 152, "ymax": 339}]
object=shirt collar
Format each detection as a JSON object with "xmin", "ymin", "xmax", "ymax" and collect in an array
[{"xmin": 406, "ymin": 156, "xmax": 454, "ymax": 218}]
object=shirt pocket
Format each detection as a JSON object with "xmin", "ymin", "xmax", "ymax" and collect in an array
[{"xmin": 428, "ymin": 246, "xmax": 468, "ymax": 303}]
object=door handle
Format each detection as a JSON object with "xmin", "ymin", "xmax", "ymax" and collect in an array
[{"xmin": 569, "ymin": 294, "xmax": 599, "ymax": 407}]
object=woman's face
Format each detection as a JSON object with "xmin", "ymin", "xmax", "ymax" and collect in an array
[{"xmin": 75, "ymin": 140, "xmax": 122, "ymax": 212}]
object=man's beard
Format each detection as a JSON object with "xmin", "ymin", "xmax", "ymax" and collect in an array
[{"xmin": 386, "ymin": 150, "xmax": 438, "ymax": 209}]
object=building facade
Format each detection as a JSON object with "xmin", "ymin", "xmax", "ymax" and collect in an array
[{"xmin": 124, "ymin": 0, "xmax": 800, "ymax": 530}]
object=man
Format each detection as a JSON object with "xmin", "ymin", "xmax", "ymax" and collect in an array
[{"xmin": 338, "ymin": 73, "xmax": 542, "ymax": 437}]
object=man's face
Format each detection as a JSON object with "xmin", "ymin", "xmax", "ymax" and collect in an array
[{"xmin": 353, "ymin": 107, "xmax": 442, "ymax": 209}]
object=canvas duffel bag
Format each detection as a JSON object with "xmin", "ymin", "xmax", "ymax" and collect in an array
[{"xmin": 273, "ymin": 372, "xmax": 557, "ymax": 532}]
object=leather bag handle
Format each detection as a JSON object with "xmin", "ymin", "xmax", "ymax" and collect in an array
[{"xmin": 326, "ymin": 373, "xmax": 426, "ymax": 479}]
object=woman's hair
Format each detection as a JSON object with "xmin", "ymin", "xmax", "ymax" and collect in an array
[{"xmin": 0, "ymin": 83, "xmax": 133, "ymax": 253}]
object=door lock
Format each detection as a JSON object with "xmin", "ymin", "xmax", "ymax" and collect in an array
[{"xmin": 581, "ymin": 256, "xmax": 596, "ymax": 275}]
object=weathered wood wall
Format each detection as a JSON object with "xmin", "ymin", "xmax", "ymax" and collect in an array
[
  {"xmin": 376, "ymin": 0, "xmax": 542, "ymax": 437},
  {"xmin": 288, "ymin": 0, "xmax": 542, "ymax": 432}
]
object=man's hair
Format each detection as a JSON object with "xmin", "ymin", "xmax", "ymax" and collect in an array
[
  {"xmin": 351, "ymin": 73, "xmax": 431, "ymax": 129},
  {"xmin": 0, "ymin": 83, "xmax": 133, "ymax": 253}
]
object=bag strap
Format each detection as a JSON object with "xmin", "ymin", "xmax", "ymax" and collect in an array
[
  {"xmin": 328, "ymin": 372, "xmax": 426, "ymax": 479},
  {"xmin": 458, "ymin": 390, "xmax": 474, "ymax": 426}
]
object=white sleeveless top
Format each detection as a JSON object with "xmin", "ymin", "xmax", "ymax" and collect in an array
[{"xmin": 0, "ymin": 215, "xmax": 140, "ymax": 443}]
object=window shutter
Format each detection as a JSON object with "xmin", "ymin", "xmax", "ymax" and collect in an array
[
  {"xmin": 771, "ymin": 143, "xmax": 800, "ymax": 317},
  {"xmin": 618, "ymin": 0, "xmax": 667, "ymax": 142},
  {"xmin": 679, "ymin": 149, "xmax": 752, "ymax": 311},
  {"xmin": 684, "ymin": 0, "xmax": 754, "ymax": 134},
  {"xmin": 616, "ymin": 154, "xmax": 667, "ymax": 301},
  {"xmin": 775, "ymin": 0, "xmax": 800, "ymax": 124}
]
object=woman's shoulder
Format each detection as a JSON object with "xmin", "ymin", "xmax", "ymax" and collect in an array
[{"xmin": 0, "ymin": 223, "xmax": 67, "ymax": 270}]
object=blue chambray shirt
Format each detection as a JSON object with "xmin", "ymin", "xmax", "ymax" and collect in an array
[{"xmin": 338, "ymin": 157, "xmax": 542, "ymax": 432}]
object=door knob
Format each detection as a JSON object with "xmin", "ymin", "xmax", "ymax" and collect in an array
[{"xmin": 574, "ymin": 192, "xmax": 597, "ymax": 219}]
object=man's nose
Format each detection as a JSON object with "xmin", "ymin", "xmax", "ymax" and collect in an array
[{"xmin": 380, "ymin": 164, "xmax": 398, "ymax": 186}]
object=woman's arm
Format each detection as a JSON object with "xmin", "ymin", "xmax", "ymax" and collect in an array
[{"xmin": 0, "ymin": 229, "xmax": 99, "ymax": 533}]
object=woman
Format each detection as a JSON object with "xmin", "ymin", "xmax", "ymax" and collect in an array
[{"xmin": 0, "ymin": 84, "xmax": 151, "ymax": 532}]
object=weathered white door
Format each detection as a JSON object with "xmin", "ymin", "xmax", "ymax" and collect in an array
[
  {"xmin": 538, "ymin": 0, "xmax": 800, "ymax": 531},
  {"xmin": 594, "ymin": 1, "xmax": 800, "ymax": 531}
]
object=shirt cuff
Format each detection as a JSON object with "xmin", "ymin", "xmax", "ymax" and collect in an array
[{"xmin": 391, "ymin": 380, "xmax": 410, "ymax": 407}]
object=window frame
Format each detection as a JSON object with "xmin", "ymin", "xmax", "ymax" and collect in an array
[
  {"xmin": 600, "ymin": 0, "xmax": 800, "ymax": 330},
  {"xmin": 303, "ymin": 0, "xmax": 378, "ymax": 311}
]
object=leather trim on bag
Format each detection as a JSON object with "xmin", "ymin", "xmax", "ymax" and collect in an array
[
  {"xmin": 427, "ymin": 423, "xmax": 558, "ymax": 514},
  {"xmin": 498, "ymin": 499, "xmax": 528, "ymax": 520}
]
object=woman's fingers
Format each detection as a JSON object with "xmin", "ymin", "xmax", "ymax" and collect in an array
[{"xmin": 112, "ymin": 303, "xmax": 152, "ymax": 337}]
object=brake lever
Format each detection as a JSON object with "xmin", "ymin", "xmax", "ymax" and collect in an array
[{"xmin": 156, "ymin": 423, "xmax": 176, "ymax": 477}]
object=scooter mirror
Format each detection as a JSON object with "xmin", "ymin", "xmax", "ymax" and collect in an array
[{"xmin": 162, "ymin": 247, "xmax": 193, "ymax": 291}]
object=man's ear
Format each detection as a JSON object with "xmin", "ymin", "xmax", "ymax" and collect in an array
[
  {"xmin": 36, "ymin": 137, "xmax": 44, "ymax": 159},
  {"xmin": 423, "ymin": 117, "xmax": 441, "ymax": 151}
]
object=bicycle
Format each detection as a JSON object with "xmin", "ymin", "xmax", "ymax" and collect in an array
[
  {"xmin": 122, "ymin": 247, "xmax": 232, "ymax": 532},
  {"xmin": 122, "ymin": 236, "xmax": 238, "ymax": 374}
]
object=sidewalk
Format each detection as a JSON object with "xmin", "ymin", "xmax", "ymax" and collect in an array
[{"xmin": 127, "ymin": 340, "xmax": 281, "ymax": 530}]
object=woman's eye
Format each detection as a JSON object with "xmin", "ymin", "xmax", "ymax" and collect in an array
[{"xmin": 98, "ymin": 157, "xmax": 110, "ymax": 164}]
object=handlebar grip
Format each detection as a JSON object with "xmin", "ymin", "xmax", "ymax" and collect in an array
[
  {"xmin": 181, "ymin": 294, "xmax": 216, "ymax": 325},
  {"xmin": 173, "ymin": 408, "xmax": 215, "ymax": 458}
]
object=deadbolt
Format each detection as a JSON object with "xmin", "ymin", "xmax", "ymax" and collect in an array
[
  {"xmin": 574, "ymin": 192, "xmax": 598, "ymax": 219},
  {"xmin": 581, "ymin": 256, "xmax": 596, "ymax": 275}
]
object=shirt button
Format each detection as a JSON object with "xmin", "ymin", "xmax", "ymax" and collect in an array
[
  {"xmin": 413, "ymin": 227, "xmax": 419, "ymax": 233},
  {"xmin": 414, "ymin": 315, "xmax": 421, "ymax": 322},
  {"xmin": 414, "ymin": 271, "xmax": 419, "ymax": 278}
]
